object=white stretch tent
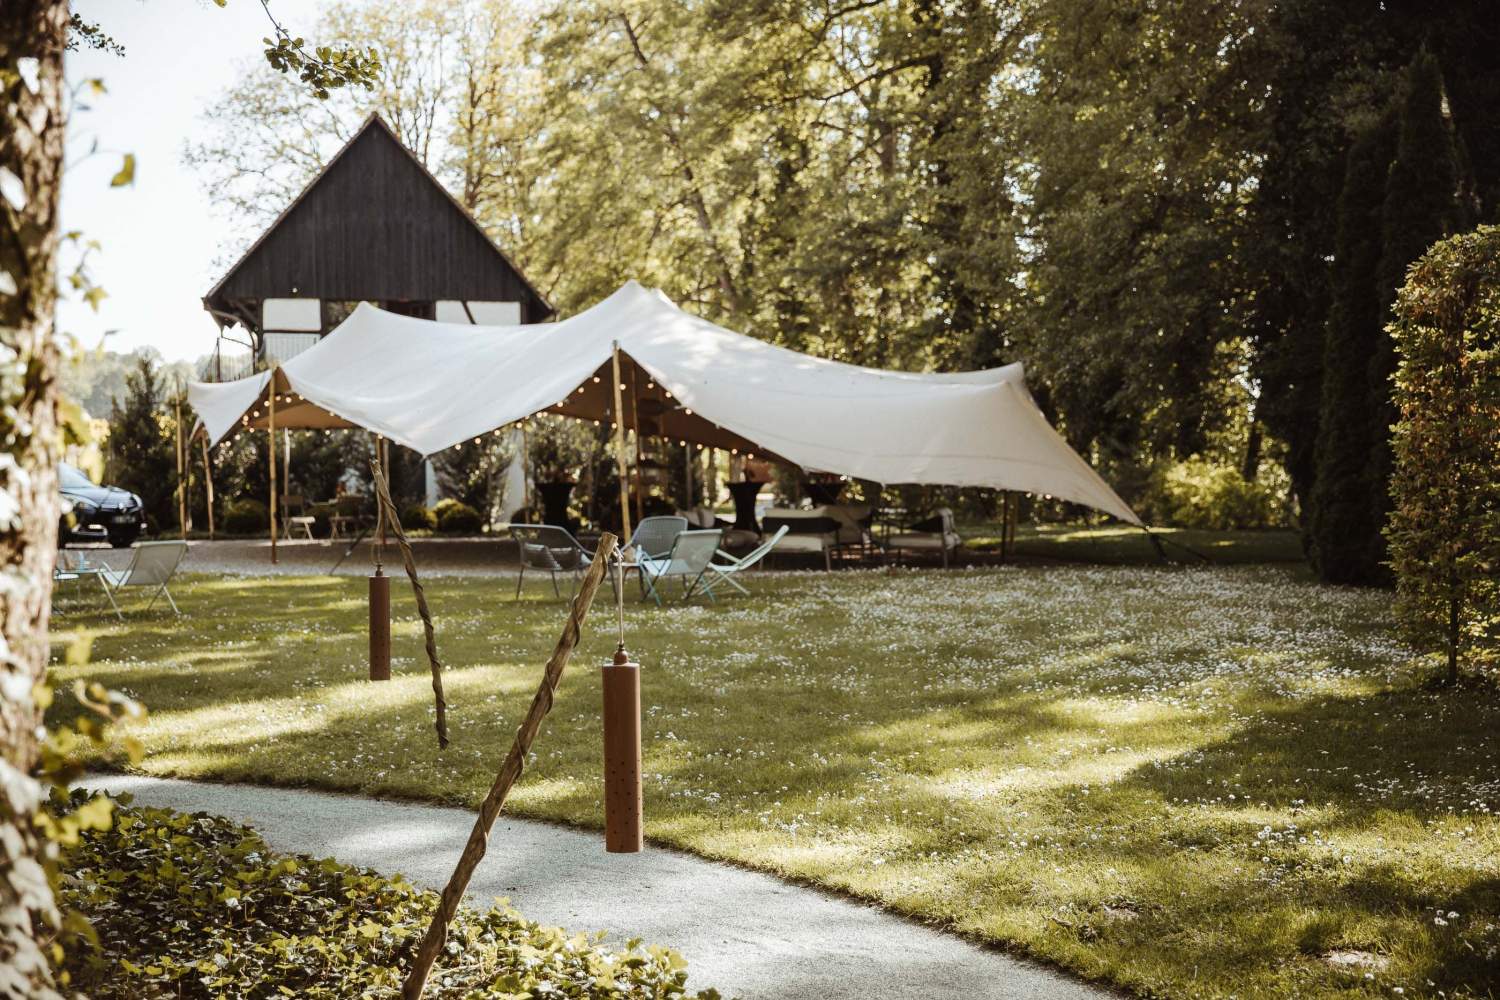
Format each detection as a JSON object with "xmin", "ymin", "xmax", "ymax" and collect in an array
[{"xmin": 190, "ymin": 280, "xmax": 1140, "ymax": 525}]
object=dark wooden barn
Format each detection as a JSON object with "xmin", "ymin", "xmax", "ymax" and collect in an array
[{"xmin": 201, "ymin": 113, "xmax": 551, "ymax": 379}]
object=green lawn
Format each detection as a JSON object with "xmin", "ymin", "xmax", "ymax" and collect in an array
[
  {"xmin": 49, "ymin": 564, "xmax": 1498, "ymax": 999},
  {"xmin": 962, "ymin": 522, "xmax": 1307, "ymax": 565}
]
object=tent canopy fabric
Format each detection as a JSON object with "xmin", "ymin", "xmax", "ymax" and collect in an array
[{"xmin": 190, "ymin": 280, "xmax": 1140, "ymax": 525}]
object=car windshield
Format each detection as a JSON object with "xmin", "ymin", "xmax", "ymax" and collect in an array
[{"xmin": 58, "ymin": 464, "xmax": 95, "ymax": 490}]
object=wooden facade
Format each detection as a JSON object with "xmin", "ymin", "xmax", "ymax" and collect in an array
[{"xmin": 202, "ymin": 114, "xmax": 551, "ymax": 373}]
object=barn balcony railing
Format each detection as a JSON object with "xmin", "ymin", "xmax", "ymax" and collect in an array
[{"xmin": 197, "ymin": 344, "xmax": 256, "ymax": 383}]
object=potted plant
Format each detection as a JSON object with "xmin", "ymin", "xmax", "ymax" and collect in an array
[{"xmin": 527, "ymin": 415, "xmax": 591, "ymax": 529}]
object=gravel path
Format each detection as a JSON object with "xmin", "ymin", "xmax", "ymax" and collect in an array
[
  {"xmin": 68, "ymin": 537, "xmax": 524, "ymax": 578},
  {"xmin": 84, "ymin": 774, "xmax": 1111, "ymax": 1000}
]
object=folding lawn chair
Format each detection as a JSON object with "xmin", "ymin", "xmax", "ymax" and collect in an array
[
  {"xmin": 700, "ymin": 525, "xmax": 788, "ymax": 598},
  {"xmin": 97, "ymin": 540, "xmax": 188, "ymax": 620},
  {"xmin": 511, "ymin": 524, "xmax": 598, "ymax": 600},
  {"xmin": 636, "ymin": 529, "xmax": 724, "ymax": 605}
]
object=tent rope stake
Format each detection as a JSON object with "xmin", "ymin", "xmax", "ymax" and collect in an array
[
  {"xmin": 370, "ymin": 458, "xmax": 448, "ymax": 747},
  {"xmin": 402, "ymin": 532, "xmax": 620, "ymax": 1000}
]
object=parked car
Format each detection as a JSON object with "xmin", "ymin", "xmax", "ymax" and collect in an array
[{"xmin": 58, "ymin": 463, "xmax": 146, "ymax": 548}]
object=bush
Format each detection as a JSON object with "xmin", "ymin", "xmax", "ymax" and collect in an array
[
  {"xmin": 1144, "ymin": 458, "xmax": 1289, "ymax": 530},
  {"xmin": 222, "ymin": 498, "xmax": 268, "ymax": 534},
  {"xmin": 433, "ymin": 497, "xmax": 483, "ymax": 534},
  {"xmin": 1386, "ymin": 225, "xmax": 1499, "ymax": 683},
  {"xmin": 400, "ymin": 503, "xmax": 437, "ymax": 531},
  {"xmin": 58, "ymin": 792, "xmax": 720, "ymax": 999}
]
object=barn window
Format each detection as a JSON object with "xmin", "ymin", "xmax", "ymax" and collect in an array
[
  {"xmin": 262, "ymin": 297, "xmax": 322, "ymax": 332},
  {"xmin": 436, "ymin": 300, "xmax": 522, "ymax": 326}
]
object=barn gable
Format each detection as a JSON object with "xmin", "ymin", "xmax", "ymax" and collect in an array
[{"xmin": 202, "ymin": 114, "xmax": 552, "ymax": 339}]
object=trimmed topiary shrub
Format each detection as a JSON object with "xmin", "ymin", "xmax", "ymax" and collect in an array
[
  {"xmin": 1386, "ymin": 225, "xmax": 1499, "ymax": 683},
  {"xmin": 400, "ymin": 503, "xmax": 437, "ymax": 532},
  {"xmin": 222, "ymin": 498, "xmax": 268, "ymax": 534},
  {"xmin": 1145, "ymin": 458, "xmax": 1289, "ymax": 531},
  {"xmin": 433, "ymin": 498, "xmax": 483, "ymax": 534},
  {"xmin": 57, "ymin": 792, "xmax": 720, "ymax": 999}
]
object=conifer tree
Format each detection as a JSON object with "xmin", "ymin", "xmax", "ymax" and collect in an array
[
  {"xmin": 105, "ymin": 357, "xmax": 178, "ymax": 531},
  {"xmin": 1308, "ymin": 111, "xmax": 1397, "ymax": 582},
  {"xmin": 1363, "ymin": 48, "xmax": 1470, "ymax": 577}
]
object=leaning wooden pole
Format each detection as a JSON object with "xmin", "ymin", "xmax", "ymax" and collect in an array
[
  {"xmin": 370, "ymin": 457, "xmax": 448, "ymax": 748},
  {"xmin": 611, "ymin": 343, "xmax": 633, "ymax": 544},
  {"xmin": 402, "ymin": 533, "xmax": 620, "ymax": 1000}
]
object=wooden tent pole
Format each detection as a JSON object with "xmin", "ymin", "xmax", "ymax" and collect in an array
[
  {"xmin": 200, "ymin": 432, "xmax": 215, "ymax": 541},
  {"xmin": 629, "ymin": 363, "xmax": 644, "ymax": 524},
  {"xmin": 174, "ymin": 386, "xmax": 187, "ymax": 539},
  {"xmin": 268, "ymin": 379, "xmax": 278, "ymax": 565},
  {"xmin": 611, "ymin": 343, "xmax": 633, "ymax": 544}
]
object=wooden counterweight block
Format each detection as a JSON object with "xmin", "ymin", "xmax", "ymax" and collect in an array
[
  {"xmin": 369, "ymin": 571, "xmax": 391, "ymax": 681},
  {"xmin": 601, "ymin": 648, "xmax": 642, "ymax": 852}
]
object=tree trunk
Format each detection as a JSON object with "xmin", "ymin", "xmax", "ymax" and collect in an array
[{"xmin": 0, "ymin": 1, "xmax": 69, "ymax": 994}]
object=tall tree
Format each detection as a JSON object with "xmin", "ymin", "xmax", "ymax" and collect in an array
[
  {"xmin": 1363, "ymin": 48, "xmax": 1471, "ymax": 576},
  {"xmin": 1307, "ymin": 111, "xmax": 1398, "ymax": 582},
  {"xmin": 1, "ymin": 6, "xmax": 378, "ymax": 992},
  {"xmin": 104, "ymin": 357, "xmax": 178, "ymax": 530},
  {"xmin": 0, "ymin": 5, "xmax": 68, "ymax": 993},
  {"xmin": 1013, "ymin": 0, "xmax": 1266, "ymax": 490}
]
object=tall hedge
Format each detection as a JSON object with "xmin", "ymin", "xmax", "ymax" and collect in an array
[
  {"xmin": 1363, "ymin": 48, "xmax": 1471, "ymax": 578},
  {"xmin": 1385, "ymin": 225, "xmax": 1499, "ymax": 684},
  {"xmin": 1308, "ymin": 112, "xmax": 1396, "ymax": 582}
]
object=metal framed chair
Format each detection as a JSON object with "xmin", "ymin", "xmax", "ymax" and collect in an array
[
  {"xmin": 511, "ymin": 524, "xmax": 598, "ymax": 600},
  {"xmin": 636, "ymin": 529, "xmax": 724, "ymax": 605},
  {"xmin": 627, "ymin": 515, "xmax": 689, "ymax": 559},
  {"xmin": 619, "ymin": 515, "xmax": 688, "ymax": 595},
  {"xmin": 97, "ymin": 540, "xmax": 189, "ymax": 619},
  {"xmin": 700, "ymin": 525, "xmax": 788, "ymax": 598}
]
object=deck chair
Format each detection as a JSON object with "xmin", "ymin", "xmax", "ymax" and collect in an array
[
  {"xmin": 700, "ymin": 525, "xmax": 788, "ymax": 598},
  {"xmin": 511, "ymin": 524, "xmax": 597, "ymax": 600},
  {"xmin": 98, "ymin": 540, "xmax": 188, "ymax": 619},
  {"xmin": 619, "ymin": 515, "xmax": 688, "ymax": 594},
  {"xmin": 637, "ymin": 529, "xmax": 724, "ymax": 605}
]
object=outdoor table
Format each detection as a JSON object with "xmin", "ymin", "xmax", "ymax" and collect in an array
[{"xmin": 726, "ymin": 480, "xmax": 765, "ymax": 534}]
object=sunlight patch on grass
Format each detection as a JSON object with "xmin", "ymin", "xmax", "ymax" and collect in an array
[{"xmin": 48, "ymin": 563, "xmax": 1500, "ymax": 999}]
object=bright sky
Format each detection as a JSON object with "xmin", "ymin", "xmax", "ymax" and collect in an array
[{"xmin": 59, "ymin": 0, "xmax": 331, "ymax": 363}]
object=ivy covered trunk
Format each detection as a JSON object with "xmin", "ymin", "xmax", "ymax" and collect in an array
[{"xmin": 0, "ymin": 1, "xmax": 67, "ymax": 995}]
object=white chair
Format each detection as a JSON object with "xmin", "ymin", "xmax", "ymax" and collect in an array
[
  {"xmin": 280, "ymin": 494, "xmax": 316, "ymax": 540},
  {"xmin": 97, "ymin": 540, "xmax": 188, "ymax": 619},
  {"xmin": 701, "ymin": 525, "xmax": 788, "ymax": 597},
  {"xmin": 637, "ymin": 529, "xmax": 724, "ymax": 605}
]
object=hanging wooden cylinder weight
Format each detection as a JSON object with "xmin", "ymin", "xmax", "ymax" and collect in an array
[
  {"xmin": 369, "ymin": 570, "xmax": 391, "ymax": 681},
  {"xmin": 601, "ymin": 647, "xmax": 642, "ymax": 852}
]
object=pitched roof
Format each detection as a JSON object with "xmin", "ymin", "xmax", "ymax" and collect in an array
[{"xmin": 203, "ymin": 113, "xmax": 552, "ymax": 324}]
